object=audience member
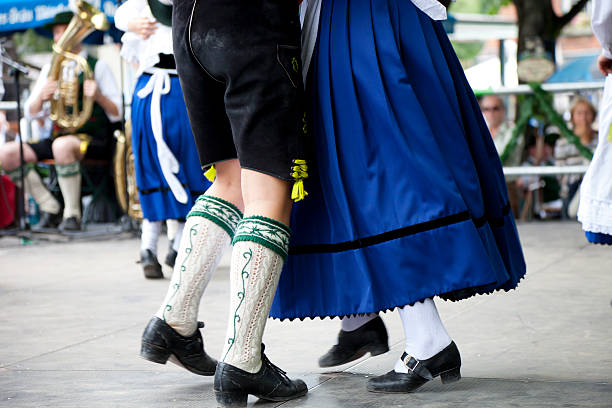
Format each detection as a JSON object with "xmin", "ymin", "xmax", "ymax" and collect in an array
[
  {"xmin": 555, "ymin": 98, "xmax": 598, "ymax": 218},
  {"xmin": 481, "ymin": 94, "xmax": 524, "ymax": 216}
]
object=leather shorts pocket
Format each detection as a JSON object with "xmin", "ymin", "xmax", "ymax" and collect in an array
[{"xmin": 277, "ymin": 44, "xmax": 301, "ymax": 89}]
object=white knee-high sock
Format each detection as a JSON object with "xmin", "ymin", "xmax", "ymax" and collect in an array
[
  {"xmin": 221, "ymin": 216, "xmax": 290, "ymax": 373},
  {"xmin": 393, "ymin": 298, "xmax": 452, "ymax": 374},
  {"xmin": 172, "ymin": 221, "xmax": 185, "ymax": 252},
  {"xmin": 141, "ymin": 219, "xmax": 162, "ymax": 254},
  {"xmin": 155, "ymin": 195, "xmax": 242, "ymax": 336},
  {"xmin": 341, "ymin": 314, "xmax": 377, "ymax": 332},
  {"xmin": 166, "ymin": 219, "xmax": 179, "ymax": 242},
  {"xmin": 56, "ymin": 161, "xmax": 81, "ymax": 219},
  {"xmin": 9, "ymin": 166, "xmax": 60, "ymax": 214}
]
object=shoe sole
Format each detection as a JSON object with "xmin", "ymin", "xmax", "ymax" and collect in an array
[
  {"xmin": 214, "ymin": 388, "xmax": 308, "ymax": 407},
  {"xmin": 366, "ymin": 367, "xmax": 462, "ymax": 394},
  {"xmin": 143, "ymin": 264, "xmax": 164, "ymax": 279},
  {"xmin": 319, "ymin": 343, "xmax": 390, "ymax": 368},
  {"xmin": 140, "ymin": 341, "xmax": 215, "ymax": 376}
]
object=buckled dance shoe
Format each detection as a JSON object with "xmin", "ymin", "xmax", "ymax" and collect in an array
[
  {"xmin": 214, "ymin": 345, "xmax": 308, "ymax": 407},
  {"xmin": 367, "ymin": 341, "xmax": 461, "ymax": 393},
  {"xmin": 140, "ymin": 317, "xmax": 217, "ymax": 376},
  {"xmin": 319, "ymin": 316, "xmax": 389, "ymax": 367}
]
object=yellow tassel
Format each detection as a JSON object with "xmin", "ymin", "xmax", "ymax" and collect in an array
[
  {"xmin": 291, "ymin": 179, "xmax": 308, "ymax": 202},
  {"xmin": 290, "ymin": 159, "xmax": 308, "ymax": 202},
  {"xmin": 79, "ymin": 140, "xmax": 90, "ymax": 155},
  {"xmin": 204, "ymin": 165, "xmax": 216, "ymax": 182},
  {"xmin": 608, "ymin": 123, "xmax": 612, "ymax": 143}
]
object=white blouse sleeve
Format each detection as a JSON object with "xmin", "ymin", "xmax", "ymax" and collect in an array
[
  {"xmin": 24, "ymin": 64, "xmax": 51, "ymax": 120},
  {"xmin": 93, "ymin": 60, "xmax": 123, "ymax": 123},
  {"xmin": 592, "ymin": 0, "xmax": 612, "ymax": 59},
  {"xmin": 114, "ymin": 0, "xmax": 148, "ymax": 32}
]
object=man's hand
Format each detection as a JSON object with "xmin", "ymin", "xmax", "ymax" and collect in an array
[
  {"xmin": 127, "ymin": 17, "xmax": 158, "ymax": 40},
  {"xmin": 40, "ymin": 80, "xmax": 58, "ymax": 102},
  {"xmin": 83, "ymin": 79, "xmax": 99, "ymax": 100},
  {"xmin": 598, "ymin": 55, "xmax": 612, "ymax": 76}
]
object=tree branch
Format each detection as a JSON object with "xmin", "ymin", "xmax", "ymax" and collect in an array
[{"xmin": 555, "ymin": 0, "xmax": 589, "ymax": 29}]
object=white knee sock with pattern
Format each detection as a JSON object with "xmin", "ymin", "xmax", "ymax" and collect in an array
[
  {"xmin": 56, "ymin": 161, "xmax": 81, "ymax": 219},
  {"xmin": 155, "ymin": 195, "xmax": 243, "ymax": 336},
  {"xmin": 221, "ymin": 216, "xmax": 291, "ymax": 373},
  {"xmin": 393, "ymin": 298, "xmax": 452, "ymax": 373}
]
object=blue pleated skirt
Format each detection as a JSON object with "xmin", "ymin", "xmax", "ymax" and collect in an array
[
  {"xmin": 270, "ymin": 0, "xmax": 526, "ymax": 320},
  {"xmin": 131, "ymin": 74, "xmax": 210, "ymax": 221}
]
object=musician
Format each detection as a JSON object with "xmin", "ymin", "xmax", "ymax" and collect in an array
[
  {"xmin": 0, "ymin": 11, "xmax": 122, "ymax": 231},
  {"xmin": 114, "ymin": 0, "xmax": 210, "ymax": 279}
]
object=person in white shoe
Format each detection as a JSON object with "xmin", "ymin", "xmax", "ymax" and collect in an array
[
  {"xmin": 139, "ymin": 0, "xmax": 309, "ymax": 406},
  {"xmin": 270, "ymin": 0, "xmax": 526, "ymax": 394}
]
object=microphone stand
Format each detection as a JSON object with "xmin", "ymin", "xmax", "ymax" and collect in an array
[{"xmin": 0, "ymin": 45, "xmax": 30, "ymax": 231}]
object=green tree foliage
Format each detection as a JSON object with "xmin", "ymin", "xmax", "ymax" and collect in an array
[{"xmin": 12, "ymin": 29, "xmax": 53, "ymax": 58}]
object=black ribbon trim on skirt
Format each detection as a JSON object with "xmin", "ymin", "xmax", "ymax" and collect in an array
[
  {"xmin": 138, "ymin": 185, "xmax": 206, "ymax": 197},
  {"xmin": 289, "ymin": 204, "xmax": 512, "ymax": 255}
]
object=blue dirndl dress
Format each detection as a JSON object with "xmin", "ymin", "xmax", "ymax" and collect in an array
[
  {"xmin": 270, "ymin": 0, "xmax": 527, "ymax": 320},
  {"xmin": 131, "ymin": 72, "xmax": 210, "ymax": 221}
]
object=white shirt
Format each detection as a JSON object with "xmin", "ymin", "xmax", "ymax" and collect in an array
[
  {"xmin": 114, "ymin": 0, "xmax": 174, "ymax": 76},
  {"xmin": 592, "ymin": 0, "xmax": 612, "ymax": 60},
  {"xmin": 24, "ymin": 50, "xmax": 122, "ymax": 125}
]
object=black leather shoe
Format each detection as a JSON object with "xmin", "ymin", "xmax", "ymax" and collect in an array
[
  {"xmin": 367, "ymin": 341, "xmax": 461, "ymax": 393},
  {"xmin": 140, "ymin": 317, "xmax": 217, "ymax": 375},
  {"xmin": 140, "ymin": 249, "xmax": 163, "ymax": 279},
  {"xmin": 32, "ymin": 211, "xmax": 61, "ymax": 230},
  {"xmin": 214, "ymin": 345, "xmax": 308, "ymax": 407},
  {"xmin": 58, "ymin": 216, "xmax": 81, "ymax": 231},
  {"xmin": 319, "ymin": 316, "xmax": 389, "ymax": 368},
  {"xmin": 164, "ymin": 240, "xmax": 178, "ymax": 269}
]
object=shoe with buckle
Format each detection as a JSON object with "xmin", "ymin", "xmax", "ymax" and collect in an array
[
  {"xmin": 319, "ymin": 316, "xmax": 389, "ymax": 368},
  {"xmin": 32, "ymin": 211, "xmax": 61, "ymax": 230},
  {"xmin": 367, "ymin": 341, "xmax": 461, "ymax": 393},
  {"xmin": 214, "ymin": 344, "xmax": 308, "ymax": 407},
  {"xmin": 140, "ymin": 317, "xmax": 217, "ymax": 375},
  {"xmin": 58, "ymin": 216, "xmax": 81, "ymax": 231},
  {"xmin": 141, "ymin": 249, "xmax": 163, "ymax": 279}
]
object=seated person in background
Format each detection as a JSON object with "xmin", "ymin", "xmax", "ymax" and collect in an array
[
  {"xmin": 516, "ymin": 131, "xmax": 562, "ymax": 220},
  {"xmin": 554, "ymin": 97, "xmax": 598, "ymax": 218},
  {"xmin": 0, "ymin": 12, "xmax": 122, "ymax": 231},
  {"xmin": 481, "ymin": 94, "xmax": 524, "ymax": 217}
]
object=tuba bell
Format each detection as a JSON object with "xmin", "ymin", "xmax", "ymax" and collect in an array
[
  {"xmin": 48, "ymin": 0, "xmax": 109, "ymax": 132},
  {"xmin": 113, "ymin": 121, "xmax": 143, "ymax": 220}
]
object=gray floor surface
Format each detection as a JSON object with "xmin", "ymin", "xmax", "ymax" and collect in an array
[{"xmin": 0, "ymin": 221, "xmax": 611, "ymax": 407}]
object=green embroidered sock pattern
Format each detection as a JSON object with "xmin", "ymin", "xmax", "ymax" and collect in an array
[
  {"xmin": 187, "ymin": 195, "xmax": 243, "ymax": 239},
  {"xmin": 232, "ymin": 216, "xmax": 291, "ymax": 260}
]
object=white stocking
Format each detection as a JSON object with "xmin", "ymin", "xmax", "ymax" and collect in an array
[
  {"xmin": 393, "ymin": 298, "xmax": 452, "ymax": 373},
  {"xmin": 140, "ymin": 219, "xmax": 162, "ymax": 254}
]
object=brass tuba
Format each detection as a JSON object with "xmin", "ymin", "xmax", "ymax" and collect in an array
[
  {"xmin": 48, "ymin": 0, "xmax": 109, "ymax": 132},
  {"xmin": 113, "ymin": 121, "xmax": 143, "ymax": 220}
]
